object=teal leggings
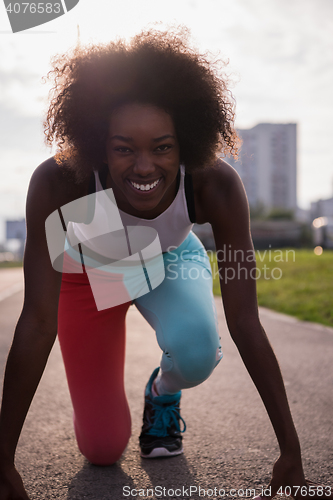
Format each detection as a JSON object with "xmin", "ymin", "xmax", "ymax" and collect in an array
[
  {"xmin": 135, "ymin": 231, "xmax": 222, "ymax": 394},
  {"xmin": 58, "ymin": 231, "xmax": 222, "ymax": 465}
]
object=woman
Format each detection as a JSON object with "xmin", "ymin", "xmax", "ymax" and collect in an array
[{"xmin": 0, "ymin": 28, "xmax": 322, "ymax": 499}]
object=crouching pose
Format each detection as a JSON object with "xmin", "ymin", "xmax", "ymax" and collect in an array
[{"xmin": 0, "ymin": 27, "xmax": 327, "ymax": 500}]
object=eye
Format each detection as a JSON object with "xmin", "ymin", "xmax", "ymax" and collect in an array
[
  {"xmin": 114, "ymin": 146, "xmax": 132, "ymax": 153},
  {"xmin": 155, "ymin": 144, "xmax": 172, "ymax": 152}
]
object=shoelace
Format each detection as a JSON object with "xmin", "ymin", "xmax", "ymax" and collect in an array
[{"xmin": 147, "ymin": 400, "xmax": 186, "ymax": 437}]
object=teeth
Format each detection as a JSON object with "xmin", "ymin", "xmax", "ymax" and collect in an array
[{"xmin": 130, "ymin": 179, "xmax": 160, "ymax": 191}]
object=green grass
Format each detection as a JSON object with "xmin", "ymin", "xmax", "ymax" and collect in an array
[
  {"xmin": 0, "ymin": 261, "xmax": 23, "ymax": 268},
  {"xmin": 210, "ymin": 249, "xmax": 333, "ymax": 328},
  {"xmin": 2, "ymin": 251, "xmax": 332, "ymax": 327}
]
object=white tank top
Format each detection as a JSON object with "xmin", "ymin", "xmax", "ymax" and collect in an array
[{"xmin": 67, "ymin": 165, "xmax": 194, "ymax": 258}]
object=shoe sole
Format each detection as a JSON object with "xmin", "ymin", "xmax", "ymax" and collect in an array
[{"xmin": 140, "ymin": 446, "xmax": 184, "ymax": 458}]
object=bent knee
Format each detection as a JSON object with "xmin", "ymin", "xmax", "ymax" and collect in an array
[
  {"xmin": 74, "ymin": 416, "xmax": 131, "ymax": 466},
  {"xmin": 178, "ymin": 353, "xmax": 217, "ymax": 383},
  {"xmin": 79, "ymin": 430, "xmax": 131, "ymax": 465},
  {"xmin": 172, "ymin": 336, "xmax": 221, "ymax": 384}
]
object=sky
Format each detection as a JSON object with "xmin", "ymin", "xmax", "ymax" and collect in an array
[{"xmin": 0, "ymin": 0, "xmax": 333, "ymax": 241}]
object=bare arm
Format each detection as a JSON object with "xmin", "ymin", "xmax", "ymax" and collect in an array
[
  {"xmin": 0, "ymin": 161, "xmax": 64, "ymax": 498},
  {"xmin": 195, "ymin": 160, "xmax": 329, "ymax": 499}
]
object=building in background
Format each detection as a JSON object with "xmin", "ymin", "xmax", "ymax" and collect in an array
[
  {"xmin": 5, "ymin": 219, "xmax": 26, "ymax": 260},
  {"xmin": 310, "ymin": 196, "xmax": 333, "ymax": 220},
  {"xmin": 227, "ymin": 123, "xmax": 297, "ymax": 214},
  {"xmin": 310, "ymin": 196, "xmax": 333, "ymax": 249}
]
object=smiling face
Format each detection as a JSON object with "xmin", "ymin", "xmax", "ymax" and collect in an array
[{"xmin": 105, "ymin": 103, "xmax": 180, "ymax": 219}]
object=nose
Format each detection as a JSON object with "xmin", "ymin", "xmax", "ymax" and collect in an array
[{"xmin": 133, "ymin": 153, "xmax": 155, "ymax": 177}]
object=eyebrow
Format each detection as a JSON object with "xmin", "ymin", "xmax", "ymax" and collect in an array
[
  {"xmin": 109, "ymin": 135, "xmax": 133, "ymax": 142},
  {"xmin": 109, "ymin": 134, "xmax": 176, "ymax": 142},
  {"xmin": 152, "ymin": 134, "xmax": 176, "ymax": 142}
]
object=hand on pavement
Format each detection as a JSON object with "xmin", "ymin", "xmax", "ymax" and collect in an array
[
  {"xmin": 254, "ymin": 454, "xmax": 333, "ymax": 500},
  {"xmin": 0, "ymin": 465, "xmax": 30, "ymax": 500}
]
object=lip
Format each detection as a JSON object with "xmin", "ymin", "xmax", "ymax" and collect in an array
[{"xmin": 127, "ymin": 177, "xmax": 162, "ymax": 194}]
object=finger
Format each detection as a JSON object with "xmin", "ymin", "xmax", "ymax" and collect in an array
[
  {"xmin": 306, "ymin": 479, "xmax": 333, "ymax": 500},
  {"xmin": 290, "ymin": 479, "xmax": 333, "ymax": 500},
  {"xmin": 252, "ymin": 482, "xmax": 333, "ymax": 500}
]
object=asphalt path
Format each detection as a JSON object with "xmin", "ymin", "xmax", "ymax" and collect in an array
[{"xmin": 0, "ymin": 268, "xmax": 332, "ymax": 500}]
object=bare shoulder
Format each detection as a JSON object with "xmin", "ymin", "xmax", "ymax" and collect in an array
[
  {"xmin": 192, "ymin": 158, "xmax": 247, "ymax": 226},
  {"xmin": 23, "ymin": 158, "xmax": 91, "ymax": 316},
  {"xmin": 27, "ymin": 157, "xmax": 88, "ymax": 216}
]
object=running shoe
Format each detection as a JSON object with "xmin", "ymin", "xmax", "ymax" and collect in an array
[{"xmin": 139, "ymin": 367, "xmax": 186, "ymax": 458}]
